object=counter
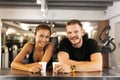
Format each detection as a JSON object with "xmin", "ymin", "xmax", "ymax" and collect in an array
[{"xmin": 0, "ymin": 68, "xmax": 120, "ymax": 80}]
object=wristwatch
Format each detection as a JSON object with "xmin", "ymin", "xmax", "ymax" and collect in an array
[{"xmin": 71, "ymin": 65, "xmax": 77, "ymax": 73}]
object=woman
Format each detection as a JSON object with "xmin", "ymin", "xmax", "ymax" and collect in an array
[{"xmin": 11, "ymin": 24, "xmax": 54, "ymax": 73}]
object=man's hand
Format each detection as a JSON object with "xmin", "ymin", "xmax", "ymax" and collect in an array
[{"xmin": 54, "ymin": 64, "xmax": 71, "ymax": 74}]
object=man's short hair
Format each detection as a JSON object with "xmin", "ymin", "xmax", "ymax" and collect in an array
[{"xmin": 66, "ymin": 19, "xmax": 83, "ymax": 28}]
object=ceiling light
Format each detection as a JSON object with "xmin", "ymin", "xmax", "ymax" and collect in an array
[
  {"xmin": 41, "ymin": 0, "xmax": 48, "ymax": 17},
  {"xmin": 20, "ymin": 23, "xmax": 29, "ymax": 31},
  {"xmin": 6, "ymin": 28, "xmax": 16, "ymax": 35},
  {"xmin": 36, "ymin": 0, "xmax": 41, "ymax": 4},
  {"xmin": 41, "ymin": 0, "xmax": 47, "ymax": 12}
]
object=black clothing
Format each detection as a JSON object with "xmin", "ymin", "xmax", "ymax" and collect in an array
[
  {"xmin": 27, "ymin": 44, "xmax": 35, "ymax": 63},
  {"xmin": 27, "ymin": 44, "xmax": 52, "ymax": 67},
  {"xmin": 58, "ymin": 38, "xmax": 99, "ymax": 61}
]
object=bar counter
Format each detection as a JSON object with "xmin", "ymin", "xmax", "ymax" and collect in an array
[{"xmin": 0, "ymin": 68, "xmax": 120, "ymax": 80}]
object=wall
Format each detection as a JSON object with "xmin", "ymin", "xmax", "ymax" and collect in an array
[
  {"xmin": 0, "ymin": 19, "xmax": 2, "ymax": 68},
  {"xmin": 105, "ymin": 1, "xmax": 120, "ymax": 68},
  {"xmin": 105, "ymin": 1, "xmax": 120, "ymax": 37},
  {"xmin": 114, "ymin": 23, "xmax": 120, "ymax": 67},
  {"xmin": 96, "ymin": 20, "xmax": 109, "ymax": 68}
]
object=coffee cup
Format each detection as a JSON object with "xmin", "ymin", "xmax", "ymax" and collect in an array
[
  {"xmin": 39, "ymin": 62, "xmax": 47, "ymax": 73},
  {"xmin": 52, "ymin": 62, "xmax": 60, "ymax": 71}
]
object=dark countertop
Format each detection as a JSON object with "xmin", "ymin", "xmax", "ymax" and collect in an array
[{"xmin": 0, "ymin": 68, "xmax": 120, "ymax": 80}]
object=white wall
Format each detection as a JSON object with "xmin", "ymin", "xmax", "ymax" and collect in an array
[
  {"xmin": 105, "ymin": 1, "xmax": 120, "ymax": 37},
  {"xmin": 0, "ymin": 19, "xmax": 2, "ymax": 68},
  {"xmin": 114, "ymin": 23, "xmax": 120, "ymax": 67},
  {"xmin": 105, "ymin": 1, "xmax": 120, "ymax": 20},
  {"xmin": 105, "ymin": 1, "xmax": 120, "ymax": 68}
]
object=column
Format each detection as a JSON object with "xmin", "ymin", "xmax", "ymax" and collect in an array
[{"xmin": 0, "ymin": 19, "xmax": 2, "ymax": 68}]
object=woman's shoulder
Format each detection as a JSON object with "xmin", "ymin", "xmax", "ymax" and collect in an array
[
  {"xmin": 44, "ymin": 42, "xmax": 54, "ymax": 49},
  {"xmin": 21, "ymin": 42, "xmax": 35, "ymax": 54},
  {"xmin": 47, "ymin": 42, "xmax": 55, "ymax": 47},
  {"xmin": 23, "ymin": 42, "xmax": 35, "ymax": 49}
]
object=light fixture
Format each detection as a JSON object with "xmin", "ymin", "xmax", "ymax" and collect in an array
[
  {"xmin": 36, "ymin": 0, "xmax": 48, "ymax": 13},
  {"xmin": 41, "ymin": 0, "xmax": 47, "ymax": 12},
  {"xmin": 36, "ymin": 0, "xmax": 41, "ymax": 4},
  {"xmin": 36, "ymin": 0, "xmax": 48, "ymax": 19},
  {"xmin": 20, "ymin": 23, "xmax": 29, "ymax": 31},
  {"xmin": 40, "ymin": 0, "xmax": 48, "ymax": 17},
  {"xmin": 6, "ymin": 28, "xmax": 16, "ymax": 35}
]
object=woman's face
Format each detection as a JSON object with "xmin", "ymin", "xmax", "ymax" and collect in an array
[{"xmin": 35, "ymin": 29, "xmax": 51, "ymax": 47}]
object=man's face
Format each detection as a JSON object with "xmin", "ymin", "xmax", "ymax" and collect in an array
[{"xmin": 66, "ymin": 24, "xmax": 84, "ymax": 47}]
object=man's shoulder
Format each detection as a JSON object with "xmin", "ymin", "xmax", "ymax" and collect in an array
[
  {"xmin": 59, "ymin": 37, "xmax": 71, "ymax": 46},
  {"xmin": 85, "ymin": 38, "xmax": 97, "ymax": 42},
  {"xmin": 84, "ymin": 38, "xmax": 98, "ymax": 46}
]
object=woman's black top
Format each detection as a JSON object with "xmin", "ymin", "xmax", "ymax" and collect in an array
[{"xmin": 27, "ymin": 44, "xmax": 52, "ymax": 67}]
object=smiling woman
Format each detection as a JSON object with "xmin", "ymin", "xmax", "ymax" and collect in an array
[{"xmin": 9, "ymin": 24, "xmax": 55, "ymax": 73}]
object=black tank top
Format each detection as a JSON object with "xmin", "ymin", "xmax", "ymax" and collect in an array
[
  {"xmin": 27, "ymin": 44, "xmax": 35, "ymax": 63},
  {"xmin": 27, "ymin": 44, "xmax": 52, "ymax": 67}
]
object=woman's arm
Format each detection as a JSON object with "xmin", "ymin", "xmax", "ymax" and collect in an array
[
  {"xmin": 41, "ymin": 42, "xmax": 55, "ymax": 62},
  {"xmin": 11, "ymin": 42, "xmax": 40, "ymax": 73}
]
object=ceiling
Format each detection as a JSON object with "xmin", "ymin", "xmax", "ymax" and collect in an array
[
  {"xmin": 0, "ymin": 0, "xmax": 118, "ymax": 11},
  {"xmin": 1, "ymin": 0, "xmax": 119, "ymax": 36},
  {"xmin": 1, "ymin": 0, "xmax": 118, "ymax": 25}
]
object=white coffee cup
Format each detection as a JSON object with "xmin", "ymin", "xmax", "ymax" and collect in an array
[
  {"xmin": 52, "ymin": 62, "xmax": 60, "ymax": 71},
  {"xmin": 39, "ymin": 62, "xmax": 47, "ymax": 73}
]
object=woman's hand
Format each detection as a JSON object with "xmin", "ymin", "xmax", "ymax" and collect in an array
[{"xmin": 28, "ymin": 64, "xmax": 42, "ymax": 73}]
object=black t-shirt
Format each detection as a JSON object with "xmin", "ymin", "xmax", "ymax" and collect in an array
[{"xmin": 58, "ymin": 38, "xmax": 99, "ymax": 61}]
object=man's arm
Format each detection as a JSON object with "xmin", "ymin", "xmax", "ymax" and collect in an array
[{"xmin": 58, "ymin": 51, "xmax": 103, "ymax": 72}]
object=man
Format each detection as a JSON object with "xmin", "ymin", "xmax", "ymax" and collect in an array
[{"xmin": 54, "ymin": 19, "xmax": 103, "ymax": 73}]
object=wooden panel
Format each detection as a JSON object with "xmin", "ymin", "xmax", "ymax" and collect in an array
[{"xmin": 96, "ymin": 20, "xmax": 109, "ymax": 68}]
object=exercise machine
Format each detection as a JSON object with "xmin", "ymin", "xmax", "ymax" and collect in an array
[{"xmin": 99, "ymin": 25, "xmax": 117, "ymax": 69}]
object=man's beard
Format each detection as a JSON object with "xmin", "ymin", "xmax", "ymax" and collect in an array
[{"xmin": 70, "ymin": 36, "xmax": 82, "ymax": 48}]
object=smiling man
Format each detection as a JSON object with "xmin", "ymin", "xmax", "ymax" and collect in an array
[{"xmin": 54, "ymin": 19, "xmax": 103, "ymax": 73}]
